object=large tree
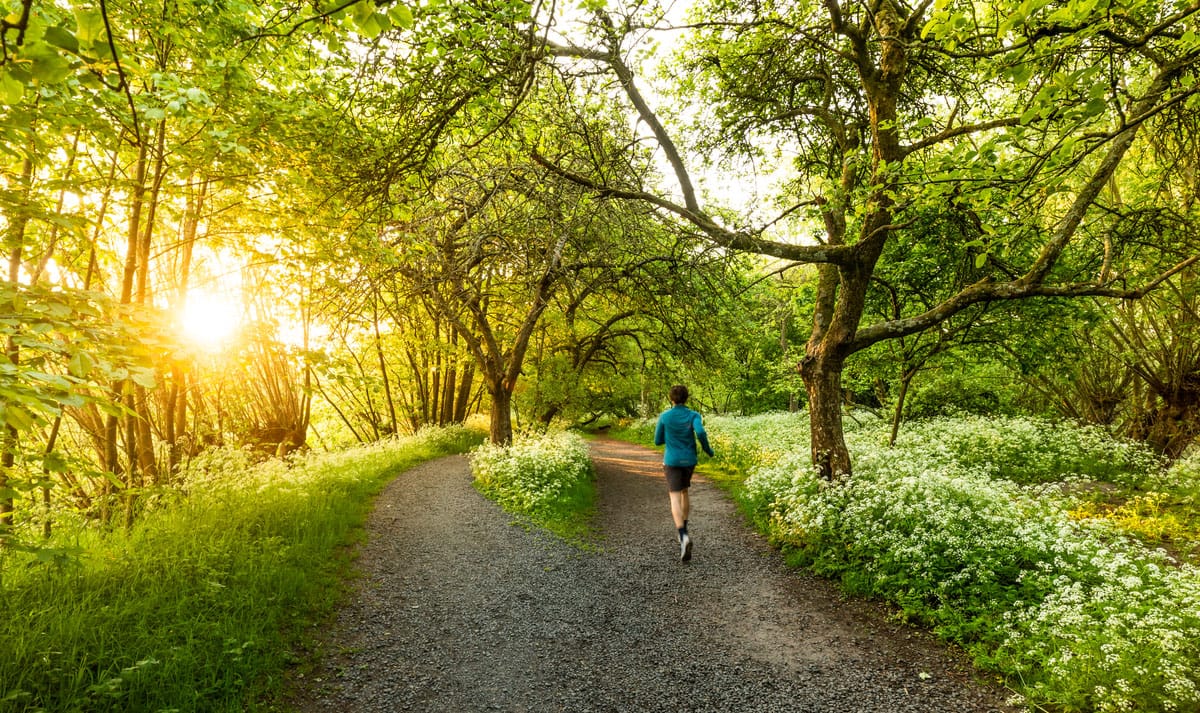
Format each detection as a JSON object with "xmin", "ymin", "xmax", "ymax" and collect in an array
[{"xmin": 535, "ymin": 0, "xmax": 1200, "ymax": 478}]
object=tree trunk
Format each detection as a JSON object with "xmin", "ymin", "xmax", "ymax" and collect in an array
[
  {"xmin": 779, "ymin": 306, "xmax": 801, "ymax": 412},
  {"xmin": 0, "ymin": 422, "xmax": 14, "ymax": 529},
  {"xmin": 454, "ymin": 360, "xmax": 475, "ymax": 422},
  {"xmin": 440, "ymin": 362, "xmax": 457, "ymax": 426},
  {"xmin": 1, "ymin": 154, "xmax": 33, "ymax": 528},
  {"xmin": 889, "ymin": 369, "xmax": 917, "ymax": 447},
  {"xmin": 800, "ymin": 353, "xmax": 851, "ymax": 480},
  {"xmin": 489, "ymin": 385, "xmax": 514, "ymax": 445},
  {"xmin": 81, "ymin": 151, "xmax": 117, "ymax": 518},
  {"xmin": 406, "ymin": 348, "xmax": 429, "ymax": 426},
  {"xmin": 82, "ymin": 147, "xmax": 120, "ymax": 292},
  {"xmin": 372, "ymin": 292, "xmax": 397, "ymax": 434},
  {"xmin": 109, "ymin": 138, "xmax": 149, "ymax": 526},
  {"xmin": 166, "ymin": 176, "xmax": 206, "ymax": 474},
  {"xmin": 132, "ymin": 123, "xmax": 168, "ymax": 485},
  {"xmin": 439, "ymin": 329, "xmax": 460, "ymax": 426},
  {"xmin": 41, "ymin": 415, "xmax": 62, "ymax": 538}
]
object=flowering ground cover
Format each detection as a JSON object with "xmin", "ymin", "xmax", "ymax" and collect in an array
[
  {"xmin": 613, "ymin": 412, "xmax": 1200, "ymax": 712},
  {"xmin": 470, "ymin": 431, "xmax": 596, "ymax": 543}
]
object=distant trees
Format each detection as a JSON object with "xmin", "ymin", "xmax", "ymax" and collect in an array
[
  {"xmin": 0, "ymin": 0, "xmax": 420, "ymax": 533},
  {"xmin": 312, "ymin": 69, "xmax": 734, "ymax": 444}
]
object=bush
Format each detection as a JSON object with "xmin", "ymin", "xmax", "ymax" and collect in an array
[
  {"xmin": 903, "ymin": 363, "xmax": 1024, "ymax": 418},
  {"xmin": 891, "ymin": 414, "xmax": 1164, "ymax": 486},
  {"xmin": 470, "ymin": 431, "xmax": 595, "ymax": 542}
]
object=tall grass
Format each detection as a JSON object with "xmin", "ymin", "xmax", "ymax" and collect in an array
[
  {"xmin": 470, "ymin": 430, "xmax": 596, "ymax": 543},
  {"xmin": 0, "ymin": 425, "xmax": 483, "ymax": 713}
]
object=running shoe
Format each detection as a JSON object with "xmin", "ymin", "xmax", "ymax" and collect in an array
[{"xmin": 680, "ymin": 532, "xmax": 692, "ymax": 562}]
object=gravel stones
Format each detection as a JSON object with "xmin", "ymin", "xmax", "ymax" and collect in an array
[{"xmin": 288, "ymin": 440, "xmax": 1014, "ymax": 713}]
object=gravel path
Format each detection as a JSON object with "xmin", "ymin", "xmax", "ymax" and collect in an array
[{"xmin": 288, "ymin": 438, "xmax": 1014, "ymax": 712}]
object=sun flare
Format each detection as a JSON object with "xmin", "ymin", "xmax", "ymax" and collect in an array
[{"xmin": 180, "ymin": 290, "xmax": 242, "ymax": 348}]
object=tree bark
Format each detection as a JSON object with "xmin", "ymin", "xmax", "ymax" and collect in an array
[
  {"xmin": 165, "ymin": 176, "xmax": 206, "ymax": 474},
  {"xmin": 454, "ymin": 360, "xmax": 475, "ymax": 422},
  {"xmin": 800, "ymin": 352, "xmax": 850, "ymax": 479},
  {"xmin": 430, "ymin": 347, "xmax": 442, "ymax": 428},
  {"xmin": 889, "ymin": 368, "xmax": 917, "ymax": 447},
  {"xmin": 372, "ymin": 290, "xmax": 397, "ymax": 434},
  {"xmin": 131, "ymin": 123, "xmax": 168, "ymax": 485},
  {"xmin": 41, "ymin": 415, "xmax": 62, "ymax": 538},
  {"xmin": 109, "ymin": 138, "xmax": 149, "ymax": 526},
  {"xmin": 489, "ymin": 385, "xmax": 514, "ymax": 445},
  {"xmin": 439, "ymin": 330, "xmax": 459, "ymax": 426}
]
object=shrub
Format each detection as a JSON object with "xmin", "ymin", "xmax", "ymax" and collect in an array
[
  {"xmin": 470, "ymin": 431, "xmax": 595, "ymax": 542},
  {"xmin": 890, "ymin": 414, "xmax": 1164, "ymax": 487}
]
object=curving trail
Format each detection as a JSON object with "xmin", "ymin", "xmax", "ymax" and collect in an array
[{"xmin": 287, "ymin": 438, "xmax": 1013, "ymax": 713}]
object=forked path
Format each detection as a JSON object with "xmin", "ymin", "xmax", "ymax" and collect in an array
[{"xmin": 289, "ymin": 438, "xmax": 1012, "ymax": 712}]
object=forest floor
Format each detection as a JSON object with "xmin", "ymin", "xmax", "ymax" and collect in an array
[{"xmin": 284, "ymin": 437, "xmax": 1018, "ymax": 712}]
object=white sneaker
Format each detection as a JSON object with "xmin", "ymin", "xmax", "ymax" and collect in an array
[{"xmin": 680, "ymin": 532, "xmax": 692, "ymax": 562}]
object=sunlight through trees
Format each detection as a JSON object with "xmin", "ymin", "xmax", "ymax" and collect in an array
[{"xmin": 0, "ymin": 0, "xmax": 1196, "ymax": 569}]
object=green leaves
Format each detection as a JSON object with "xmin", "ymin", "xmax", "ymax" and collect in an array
[
  {"xmin": 0, "ymin": 284, "xmax": 161, "ymax": 434},
  {"xmin": 73, "ymin": 8, "xmax": 106, "ymax": 46},
  {"xmin": 43, "ymin": 24, "xmax": 80, "ymax": 54},
  {"xmin": 351, "ymin": 1, "xmax": 387, "ymax": 38},
  {"xmin": 390, "ymin": 5, "xmax": 414, "ymax": 29},
  {"xmin": 68, "ymin": 350, "xmax": 95, "ymax": 379},
  {"xmin": 24, "ymin": 41, "xmax": 74, "ymax": 84},
  {"xmin": 343, "ymin": 0, "xmax": 413, "ymax": 38},
  {"xmin": 0, "ymin": 69, "xmax": 24, "ymax": 103}
]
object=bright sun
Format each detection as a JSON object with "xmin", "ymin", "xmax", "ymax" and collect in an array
[{"xmin": 180, "ymin": 290, "xmax": 242, "ymax": 348}]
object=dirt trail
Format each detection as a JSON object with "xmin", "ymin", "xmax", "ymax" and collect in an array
[{"xmin": 287, "ymin": 437, "xmax": 1013, "ymax": 712}]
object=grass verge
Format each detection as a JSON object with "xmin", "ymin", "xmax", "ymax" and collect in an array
[
  {"xmin": 470, "ymin": 431, "xmax": 596, "ymax": 545},
  {"xmin": 0, "ymin": 425, "xmax": 484, "ymax": 713}
]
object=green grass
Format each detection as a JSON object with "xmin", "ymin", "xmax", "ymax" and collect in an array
[
  {"xmin": 470, "ymin": 431, "xmax": 596, "ymax": 545},
  {"xmin": 0, "ymin": 425, "xmax": 484, "ymax": 713}
]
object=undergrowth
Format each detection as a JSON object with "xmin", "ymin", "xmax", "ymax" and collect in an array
[
  {"xmin": 470, "ymin": 430, "xmax": 596, "ymax": 545},
  {"xmin": 612, "ymin": 411, "xmax": 1200, "ymax": 713},
  {"xmin": 0, "ymin": 425, "xmax": 483, "ymax": 713}
]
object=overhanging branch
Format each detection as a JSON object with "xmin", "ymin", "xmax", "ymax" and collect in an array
[
  {"xmin": 849, "ymin": 255, "xmax": 1200, "ymax": 353},
  {"xmin": 530, "ymin": 150, "xmax": 853, "ymax": 264}
]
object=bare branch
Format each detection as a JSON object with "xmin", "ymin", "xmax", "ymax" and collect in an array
[
  {"xmin": 240, "ymin": 0, "xmax": 361, "ymax": 43},
  {"xmin": 1023, "ymin": 62, "xmax": 1186, "ymax": 285},
  {"xmin": 99, "ymin": 0, "xmax": 141, "ymax": 144},
  {"xmin": 903, "ymin": 116, "xmax": 1021, "ymax": 155}
]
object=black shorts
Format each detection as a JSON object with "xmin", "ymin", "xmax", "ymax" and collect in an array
[{"xmin": 664, "ymin": 465, "xmax": 695, "ymax": 492}]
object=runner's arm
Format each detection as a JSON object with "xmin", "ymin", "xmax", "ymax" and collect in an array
[{"xmin": 693, "ymin": 414, "xmax": 714, "ymax": 457}]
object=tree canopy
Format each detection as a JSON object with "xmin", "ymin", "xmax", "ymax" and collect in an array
[
  {"xmin": 1, "ymin": 0, "xmax": 1198, "ymax": 541},
  {"xmin": 533, "ymin": 0, "xmax": 1200, "ymax": 476}
]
